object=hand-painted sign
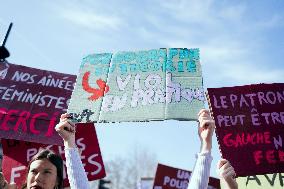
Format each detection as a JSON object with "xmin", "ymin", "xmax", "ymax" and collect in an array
[
  {"xmin": 152, "ymin": 163, "xmax": 220, "ymax": 189},
  {"xmin": 68, "ymin": 48, "xmax": 205, "ymax": 123},
  {"xmin": 0, "ymin": 61, "xmax": 76, "ymax": 145},
  {"xmin": 235, "ymin": 173, "xmax": 284, "ymax": 189},
  {"xmin": 2, "ymin": 123, "xmax": 105, "ymax": 188},
  {"xmin": 207, "ymin": 83, "xmax": 284, "ymax": 176}
]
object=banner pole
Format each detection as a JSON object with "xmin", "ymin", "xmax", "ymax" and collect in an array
[
  {"xmin": 2, "ymin": 23, "xmax": 13, "ymax": 47},
  {"xmin": 0, "ymin": 22, "xmax": 13, "ymax": 62}
]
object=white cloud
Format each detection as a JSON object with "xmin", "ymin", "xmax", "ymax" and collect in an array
[
  {"xmin": 218, "ymin": 4, "xmax": 246, "ymax": 21},
  {"xmin": 62, "ymin": 9, "xmax": 124, "ymax": 31},
  {"xmin": 160, "ymin": 36, "xmax": 284, "ymax": 85},
  {"xmin": 136, "ymin": 27, "xmax": 156, "ymax": 41},
  {"xmin": 48, "ymin": 1, "xmax": 125, "ymax": 32},
  {"xmin": 160, "ymin": 0, "xmax": 216, "ymax": 25},
  {"xmin": 44, "ymin": 0, "xmax": 284, "ymax": 85},
  {"xmin": 201, "ymin": 43, "xmax": 284, "ymax": 84},
  {"xmin": 144, "ymin": 0, "xmax": 284, "ymax": 85},
  {"xmin": 225, "ymin": 65, "xmax": 283, "ymax": 84}
]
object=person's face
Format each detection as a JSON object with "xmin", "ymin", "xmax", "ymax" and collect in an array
[{"xmin": 27, "ymin": 159, "xmax": 58, "ymax": 189}]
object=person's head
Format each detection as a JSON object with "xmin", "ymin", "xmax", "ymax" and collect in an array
[{"xmin": 22, "ymin": 149, "xmax": 63, "ymax": 189}]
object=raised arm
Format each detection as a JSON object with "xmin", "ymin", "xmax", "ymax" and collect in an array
[
  {"xmin": 217, "ymin": 159, "xmax": 238, "ymax": 189},
  {"xmin": 55, "ymin": 113, "xmax": 90, "ymax": 189},
  {"xmin": 187, "ymin": 109, "xmax": 215, "ymax": 189}
]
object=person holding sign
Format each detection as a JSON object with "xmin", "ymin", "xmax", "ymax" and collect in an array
[
  {"xmin": 187, "ymin": 109, "xmax": 238, "ymax": 189},
  {"xmin": 217, "ymin": 159, "xmax": 238, "ymax": 189},
  {"xmin": 11, "ymin": 113, "xmax": 90, "ymax": 189},
  {"xmin": 187, "ymin": 109, "xmax": 215, "ymax": 189},
  {"xmin": 55, "ymin": 113, "xmax": 91, "ymax": 189}
]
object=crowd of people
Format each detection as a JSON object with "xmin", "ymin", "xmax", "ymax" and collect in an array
[{"xmin": 0, "ymin": 109, "xmax": 238, "ymax": 189}]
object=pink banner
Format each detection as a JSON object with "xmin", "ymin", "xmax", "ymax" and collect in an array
[
  {"xmin": 153, "ymin": 163, "xmax": 220, "ymax": 189},
  {"xmin": 207, "ymin": 83, "xmax": 284, "ymax": 176},
  {"xmin": 2, "ymin": 123, "xmax": 106, "ymax": 187},
  {"xmin": 0, "ymin": 61, "xmax": 76, "ymax": 145}
]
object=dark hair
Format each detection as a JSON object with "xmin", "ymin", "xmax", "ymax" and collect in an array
[{"xmin": 22, "ymin": 149, "xmax": 63, "ymax": 189}]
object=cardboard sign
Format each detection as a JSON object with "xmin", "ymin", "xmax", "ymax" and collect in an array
[
  {"xmin": 0, "ymin": 61, "xmax": 76, "ymax": 145},
  {"xmin": 235, "ymin": 173, "xmax": 284, "ymax": 189},
  {"xmin": 2, "ymin": 123, "xmax": 106, "ymax": 188},
  {"xmin": 68, "ymin": 48, "xmax": 204, "ymax": 123},
  {"xmin": 152, "ymin": 163, "xmax": 220, "ymax": 189},
  {"xmin": 207, "ymin": 83, "xmax": 284, "ymax": 176}
]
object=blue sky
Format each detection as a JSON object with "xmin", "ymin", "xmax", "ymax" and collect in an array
[{"xmin": 1, "ymin": 0, "xmax": 284, "ymax": 178}]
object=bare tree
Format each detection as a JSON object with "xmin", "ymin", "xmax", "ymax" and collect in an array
[
  {"xmin": 104, "ymin": 146, "xmax": 157, "ymax": 189},
  {"xmin": 105, "ymin": 157, "xmax": 127, "ymax": 189}
]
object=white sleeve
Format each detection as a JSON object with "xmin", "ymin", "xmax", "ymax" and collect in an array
[
  {"xmin": 187, "ymin": 152, "xmax": 213, "ymax": 189},
  {"xmin": 65, "ymin": 147, "xmax": 90, "ymax": 189}
]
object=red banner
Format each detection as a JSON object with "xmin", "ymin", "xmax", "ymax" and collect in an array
[
  {"xmin": 2, "ymin": 123, "xmax": 106, "ymax": 187},
  {"xmin": 207, "ymin": 83, "xmax": 284, "ymax": 176},
  {"xmin": 153, "ymin": 164, "xmax": 220, "ymax": 189},
  {"xmin": 0, "ymin": 61, "xmax": 76, "ymax": 145}
]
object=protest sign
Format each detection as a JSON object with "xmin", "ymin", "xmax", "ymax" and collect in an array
[
  {"xmin": 207, "ymin": 83, "xmax": 284, "ymax": 176},
  {"xmin": 152, "ymin": 163, "xmax": 220, "ymax": 189},
  {"xmin": 2, "ymin": 123, "xmax": 105, "ymax": 187},
  {"xmin": 68, "ymin": 48, "xmax": 205, "ymax": 123},
  {"xmin": 235, "ymin": 173, "xmax": 284, "ymax": 189},
  {"xmin": 0, "ymin": 61, "xmax": 76, "ymax": 145}
]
